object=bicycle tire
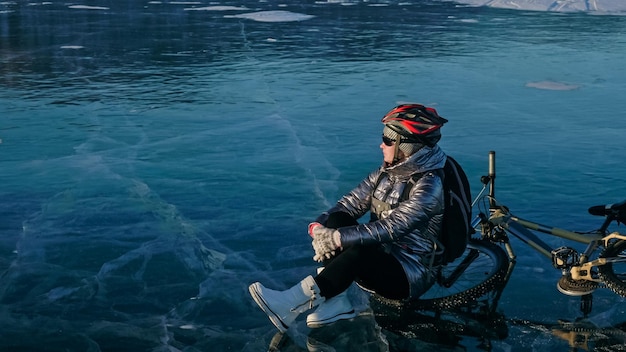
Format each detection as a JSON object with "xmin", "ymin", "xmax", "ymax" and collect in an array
[
  {"xmin": 598, "ymin": 239, "xmax": 626, "ymax": 297},
  {"xmin": 404, "ymin": 238, "xmax": 509, "ymax": 310}
]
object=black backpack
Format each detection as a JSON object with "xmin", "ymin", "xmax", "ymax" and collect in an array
[
  {"xmin": 375, "ymin": 156, "xmax": 472, "ymax": 264},
  {"xmin": 437, "ymin": 156, "xmax": 473, "ymax": 263}
]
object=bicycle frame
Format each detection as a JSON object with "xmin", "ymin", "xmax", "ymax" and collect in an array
[
  {"xmin": 478, "ymin": 151, "xmax": 626, "ymax": 282},
  {"xmin": 489, "ymin": 209, "xmax": 602, "ymax": 258},
  {"xmin": 389, "ymin": 150, "xmax": 626, "ymax": 314}
]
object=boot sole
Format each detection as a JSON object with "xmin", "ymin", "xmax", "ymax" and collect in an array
[
  {"xmin": 306, "ymin": 309, "xmax": 357, "ymax": 328},
  {"xmin": 249, "ymin": 283, "xmax": 289, "ymax": 333}
]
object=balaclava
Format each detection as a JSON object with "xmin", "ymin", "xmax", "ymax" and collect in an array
[{"xmin": 383, "ymin": 125, "xmax": 424, "ymax": 159}]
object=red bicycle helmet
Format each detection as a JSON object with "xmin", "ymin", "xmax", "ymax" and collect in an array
[{"xmin": 381, "ymin": 103, "xmax": 447, "ymax": 146}]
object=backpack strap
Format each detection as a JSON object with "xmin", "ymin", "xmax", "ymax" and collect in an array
[
  {"xmin": 400, "ymin": 169, "xmax": 443, "ymax": 202},
  {"xmin": 372, "ymin": 171, "xmax": 387, "ymax": 193},
  {"xmin": 399, "ymin": 173, "xmax": 420, "ymax": 202}
]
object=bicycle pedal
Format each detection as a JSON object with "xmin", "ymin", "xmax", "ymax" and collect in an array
[
  {"xmin": 551, "ymin": 247, "xmax": 579, "ymax": 269},
  {"xmin": 556, "ymin": 275, "xmax": 598, "ymax": 296}
]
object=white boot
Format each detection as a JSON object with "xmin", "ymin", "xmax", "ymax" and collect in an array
[
  {"xmin": 249, "ymin": 275, "xmax": 323, "ymax": 333},
  {"xmin": 306, "ymin": 267, "xmax": 357, "ymax": 328}
]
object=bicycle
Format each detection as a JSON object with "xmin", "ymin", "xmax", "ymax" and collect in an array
[{"xmin": 374, "ymin": 150, "xmax": 626, "ymax": 313}]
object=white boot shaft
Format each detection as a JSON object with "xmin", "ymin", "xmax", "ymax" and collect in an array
[
  {"xmin": 306, "ymin": 290, "xmax": 356, "ymax": 328},
  {"xmin": 249, "ymin": 275, "xmax": 323, "ymax": 333},
  {"xmin": 306, "ymin": 267, "xmax": 356, "ymax": 328}
]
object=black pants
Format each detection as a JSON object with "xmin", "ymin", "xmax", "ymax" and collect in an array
[{"xmin": 314, "ymin": 212, "xmax": 410, "ymax": 300}]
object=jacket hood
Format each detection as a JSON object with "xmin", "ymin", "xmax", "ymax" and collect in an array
[{"xmin": 383, "ymin": 144, "xmax": 446, "ymax": 178}]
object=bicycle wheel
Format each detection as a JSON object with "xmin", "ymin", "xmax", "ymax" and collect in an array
[
  {"xmin": 408, "ymin": 238, "xmax": 510, "ymax": 310},
  {"xmin": 598, "ymin": 239, "xmax": 626, "ymax": 297}
]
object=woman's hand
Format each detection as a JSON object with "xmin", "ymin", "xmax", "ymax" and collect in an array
[{"xmin": 309, "ymin": 223, "xmax": 341, "ymax": 262}]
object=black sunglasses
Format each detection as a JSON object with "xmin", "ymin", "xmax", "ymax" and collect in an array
[{"xmin": 382, "ymin": 135, "xmax": 395, "ymax": 146}]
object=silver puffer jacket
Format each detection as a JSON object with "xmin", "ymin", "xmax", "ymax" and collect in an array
[{"xmin": 320, "ymin": 145, "xmax": 447, "ymax": 299}]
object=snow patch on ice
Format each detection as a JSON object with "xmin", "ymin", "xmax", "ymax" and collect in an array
[
  {"xmin": 526, "ymin": 80, "xmax": 580, "ymax": 90},
  {"xmin": 184, "ymin": 5, "xmax": 250, "ymax": 11},
  {"xmin": 442, "ymin": 0, "xmax": 626, "ymax": 14},
  {"xmin": 226, "ymin": 10, "xmax": 315, "ymax": 22},
  {"xmin": 68, "ymin": 5, "xmax": 109, "ymax": 10}
]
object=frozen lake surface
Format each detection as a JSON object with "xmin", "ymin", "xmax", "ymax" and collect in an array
[{"xmin": 1, "ymin": 0, "xmax": 626, "ymax": 351}]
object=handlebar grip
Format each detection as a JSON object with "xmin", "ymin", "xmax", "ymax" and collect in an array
[
  {"xmin": 488, "ymin": 150, "xmax": 496, "ymax": 178},
  {"xmin": 487, "ymin": 151, "xmax": 496, "ymax": 203},
  {"xmin": 589, "ymin": 200, "xmax": 626, "ymax": 218},
  {"xmin": 588, "ymin": 205, "xmax": 609, "ymax": 216}
]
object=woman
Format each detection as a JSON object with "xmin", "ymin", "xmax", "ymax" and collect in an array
[{"xmin": 249, "ymin": 103, "xmax": 448, "ymax": 333}]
